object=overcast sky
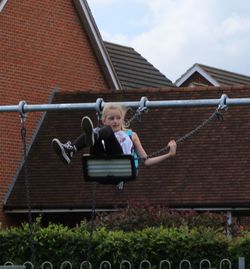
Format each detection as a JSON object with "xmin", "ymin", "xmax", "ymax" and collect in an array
[{"xmin": 88, "ymin": 0, "xmax": 250, "ymax": 83}]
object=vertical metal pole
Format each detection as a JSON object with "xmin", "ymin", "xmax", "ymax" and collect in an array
[
  {"xmin": 226, "ymin": 211, "xmax": 232, "ymax": 237},
  {"xmin": 238, "ymin": 257, "xmax": 245, "ymax": 269}
]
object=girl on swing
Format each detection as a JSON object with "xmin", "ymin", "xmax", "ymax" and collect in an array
[{"xmin": 52, "ymin": 103, "xmax": 177, "ymax": 168}]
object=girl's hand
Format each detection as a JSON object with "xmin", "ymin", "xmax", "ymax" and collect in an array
[{"xmin": 168, "ymin": 140, "xmax": 177, "ymax": 156}]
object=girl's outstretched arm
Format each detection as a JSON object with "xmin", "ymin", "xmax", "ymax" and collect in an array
[{"xmin": 132, "ymin": 132, "xmax": 177, "ymax": 167}]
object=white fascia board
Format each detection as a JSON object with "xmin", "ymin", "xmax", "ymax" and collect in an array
[
  {"xmin": 75, "ymin": 0, "xmax": 121, "ymax": 90},
  {"xmin": 175, "ymin": 64, "xmax": 220, "ymax": 87},
  {"xmin": 0, "ymin": 0, "xmax": 8, "ymax": 12}
]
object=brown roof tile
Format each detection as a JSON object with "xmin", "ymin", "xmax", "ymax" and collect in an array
[
  {"xmin": 199, "ymin": 64, "xmax": 250, "ymax": 86},
  {"xmin": 104, "ymin": 42, "xmax": 175, "ymax": 89}
]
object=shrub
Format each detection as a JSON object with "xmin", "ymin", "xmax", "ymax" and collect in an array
[
  {"xmin": 0, "ymin": 220, "xmax": 233, "ymax": 268},
  {"xmin": 0, "ymin": 204, "xmax": 245, "ymax": 268},
  {"xmin": 95, "ymin": 201, "xmax": 234, "ymax": 233}
]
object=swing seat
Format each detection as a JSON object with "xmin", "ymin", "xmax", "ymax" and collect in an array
[{"xmin": 82, "ymin": 154, "xmax": 137, "ymax": 184}]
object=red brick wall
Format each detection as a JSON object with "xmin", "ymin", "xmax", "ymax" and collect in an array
[{"xmin": 0, "ymin": 0, "xmax": 109, "ymax": 226}]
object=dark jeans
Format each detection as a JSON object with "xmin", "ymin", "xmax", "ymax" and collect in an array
[{"xmin": 73, "ymin": 126, "xmax": 123, "ymax": 155}]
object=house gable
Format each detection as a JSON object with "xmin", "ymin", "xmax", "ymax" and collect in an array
[
  {"xmin": 176, "ymin": 64, "xmax": 219, "ymax": 87},
  {"xmin": 0, "ymin": 0, "xmax": 114, "ymax": 226},
  {"xmin": 0, "ymin": 0, "xmax": 176, "ymax": 228},
  {"xmin": 176, "ymin": 63, "xmax": 250, "ymax": 87}
]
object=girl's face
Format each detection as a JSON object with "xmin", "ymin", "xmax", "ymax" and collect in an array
[{"xmin": 102, "ymin": 108, "xmax": 124, "ymax": 132}]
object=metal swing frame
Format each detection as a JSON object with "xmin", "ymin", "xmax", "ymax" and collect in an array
[
  {"xmin": 2, "ymin": 93, "xmax": 249, "ymax": 185},
  {"xmin": 3, "ymin": 93, "xmax": 250, "ymax": 113},
  {"xmin": 0, "ymin": 93, "xmax": 239, "ymax": 185}
]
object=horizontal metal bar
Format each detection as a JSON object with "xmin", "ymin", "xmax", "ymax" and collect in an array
[{"xmin": 1, "ymin": 95, "xmax": 250, "ymax": 113}]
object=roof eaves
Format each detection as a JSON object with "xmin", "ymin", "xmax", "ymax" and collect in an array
[
  {"xmin": 73, "ymin": 0, "xmax": 121, "ymax": 90},
  {"xmin": 175, "ymin": 64, "xmax": 220, "ymax": 87}
]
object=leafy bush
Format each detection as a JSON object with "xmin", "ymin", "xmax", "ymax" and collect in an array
[
  {"xmin": 95, "ymin": 201, "xmax": 234, "ymax": 233},
  {"xmin": 230, "ymin": 232, "xmax": 250, "ymax": 269},
  {"xmin": 0, "ymin": 219, "xmax": 89, "ymax": 267},
  {"xmin": 0, "ymin": 204, "xmax": 245, "ymax": 268},
  {"xmin": 0, "ymin": 219, "xmax": 234, "ymax": 268}
]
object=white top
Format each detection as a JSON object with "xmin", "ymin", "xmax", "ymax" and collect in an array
[{"xmin": 114, "ymin": 130, "xmax": 133, "ymax": 155}]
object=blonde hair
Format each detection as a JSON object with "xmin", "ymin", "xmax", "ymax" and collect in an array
[{"xmin": 101, "ymin": 103, "xmax": 128, "ymax": 130}]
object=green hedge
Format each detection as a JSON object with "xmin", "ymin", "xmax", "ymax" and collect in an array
[{"xmin": 0, "ymin": 221, "xmax": 242, "ymax": 268}]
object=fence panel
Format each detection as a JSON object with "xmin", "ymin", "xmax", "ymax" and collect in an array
[{"xmin": 1, "ymin": 257, "xmax": 245, "ymax": 269}]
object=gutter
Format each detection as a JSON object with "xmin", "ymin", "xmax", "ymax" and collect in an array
[
  {"xmin": 5, "ymin": 207, "xmax": 250, "ymax": 214},
  {"xmin": 5, "ymin": 208, "xmax": 119, "ymax": 214}
]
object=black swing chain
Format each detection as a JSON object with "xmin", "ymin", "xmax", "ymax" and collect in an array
[
  {"xmin": 99, "ymin": 99, "xmax": 225, "ymax": 162},
  {"xmin": 141, "ymin": 94, "xmax": 228, "ymax": 161},
  {"xmin": 19, "ymin": 105, "xmax": 36, "ymax": 264},
  {"xmin": 84, "ymin": 101, "xmax": 104, "ymax": 264},
  {"xmin": 125, "ymin": 106, "xmax": 148, "ymax": 128},
  {"xmin": 86, "ymin": 181, "xmax": 97, "ymax": 264},
  {"xmin": 139, "ymin": 108, "xmax": 224, "ymax": 162}
]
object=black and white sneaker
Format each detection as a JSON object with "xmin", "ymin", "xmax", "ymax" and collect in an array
[
  {"xmin": 52, "ymin": 138, "xmax": 76, "ymax": 164},
  {"xmin": 81, "ymin": 116, "xmax": 95, "ymax": 146}
]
